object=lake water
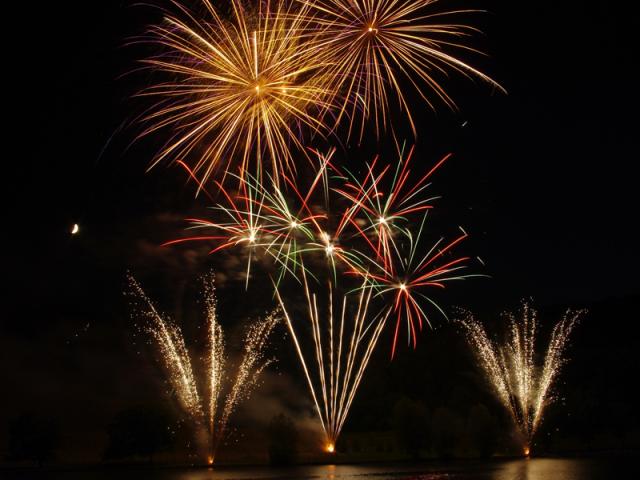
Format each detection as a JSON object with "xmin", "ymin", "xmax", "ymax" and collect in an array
[{"xmin": 2, "ymin": 458, "xmax": 633, "ymax": 479}]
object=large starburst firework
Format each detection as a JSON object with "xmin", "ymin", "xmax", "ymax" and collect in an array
[
  {"xmin": 137, "ymin": 0, "xmax": 334, "ymax": 188},
  {"xmin": 302, "ymin": 0, "xmax": 505, "ymax": 138}
]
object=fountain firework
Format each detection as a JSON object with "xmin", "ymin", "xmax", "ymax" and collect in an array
[
  {"xmin": 459, "ymin": 302, "xmax": 584, "ymax": 455},
  {"xmin": 275, "ymin": 271, "xmax": 391, "ymax": 450},
  {"xmin": 128, "ymin": 273, "xmax": 279, "ymax": 463}
]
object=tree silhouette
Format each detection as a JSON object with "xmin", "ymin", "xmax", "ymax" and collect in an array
[
  {"xmin": 431, "ymin": 407, "xmax": 464, "ymax": 459},
  {"xmin": 7, "ymin": 413, "xmax": 60, "ymax": 467},
  {"xmin": 266, "ymin": 414, "xmax": 297, "ymax": 465},
  {"xmin": 392, "ymin": 397, "xmax": 429, "ymax": 458},
  {"xmin": 103, "ymin": 406, "xmax": 175, "ymax": 462},
  {"xmin": 467, "ymin": 404, "xmax": 499, "ymax": 458}
]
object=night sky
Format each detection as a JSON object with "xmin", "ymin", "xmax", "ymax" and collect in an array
[{"xmin": 4, "ymin": 0, "xmax": 640, "ymax": 464}]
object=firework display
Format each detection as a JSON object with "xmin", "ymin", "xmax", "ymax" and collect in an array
[
  {"xmin": 459, "ymin": 303, "xmax": 583, "ymax": 455},
  {"xmin": 128, "ymin": 273, "xmax": 279, "ymax": 463},
  {"xmin": 128, "ymin": 0, "xmax": 513, "ymax": 458},
  {"xmin": 137, "ymin": 0, "xmax": 501, "ymax": 185}
]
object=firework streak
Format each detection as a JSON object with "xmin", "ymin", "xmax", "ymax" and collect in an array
[
  {"xmin": 459, "ymin": 303, "xmax": 584, "ymax": 454},
  {"xmin": 275, "ymin": 271, "xmax": 391, "ymax": 450},
  {"xmin": 128, "ymin": 273, "xmax": 279, "ymax": 463}
]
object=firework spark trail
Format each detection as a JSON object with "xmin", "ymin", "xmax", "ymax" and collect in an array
[
  {"xmin": 532, "ymin": 313, "xmax": 580, "ymax": 435},
  {"xmin": 459, "ymin": 303, "xmax": 583, "ymax": 454},
  {"xmin": 137, "ymin": 0, "xmax": 336, "ymax": 188},
  {"xmin": 215, "ymin": 309, "xmax": 280, "ymax": 452},
  {"xmin": 128, "ymin": 276, "xmax": 203, "ymax": 420},
  {"xmin": 136, "ymin": 0, "xmax": 503, "ymax": 187},
  {"xmin": 333, "ymin": 144, "xmax": 449, "ymax": 275},
  {"xmin": 360, "ymin": 214, "xmax": 474, "ymax": 358},
  {"xmin": 203, "ymin": 274, "xmax": 225, "ymax": 444},
  {"xmin": 275, "ymin": 271, "xmax": 390, "ymax": 449},
  {"xmin": 128, "ymin": 273, "xmax": 279, "ymax": 463},
  {"xmin": 163, "ymin": 168, "xmax": 267, "ymax": 288},
  {"xmin": 300, "ymin": 0, "xmax": 505, "ymax": 139}
]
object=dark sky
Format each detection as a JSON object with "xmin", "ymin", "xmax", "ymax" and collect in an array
[
  {"xmin": 8, "ymin": 0, "xmax": 639, "ymax": 307},
  {"xmin": 3, "ymin": 0, "xmax": 640, "ymax": 463}
]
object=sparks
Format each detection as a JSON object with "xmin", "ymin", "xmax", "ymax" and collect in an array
[
  {"xmin": 166, "ymin": 148, "xmax": 473, "ymax": 355},
  {"xmin": 459, "ymin": 302, "xmax": 584, "ymax": 455},
  {"xmin": 127, "ymin": 272, "xmax": 279, "ymax": 463}
]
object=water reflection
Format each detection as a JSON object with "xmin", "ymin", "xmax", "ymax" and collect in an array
[
  {"xmin": 179, "ymin": 459, "xmax": 629, "ymax": 480},
  {"xmin": 3, "ymin": 458, "xmax": 632, "ymax": 480}
]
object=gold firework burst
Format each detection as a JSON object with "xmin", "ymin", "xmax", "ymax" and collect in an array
[
  {"xmin": 138, "ymin": 0, "xmax": 335, "ymax": 188},
  {"xmin": 302, "ymin": 0, "xmax": 505, "ymax": 138}
]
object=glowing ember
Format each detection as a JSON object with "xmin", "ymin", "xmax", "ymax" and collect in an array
[{"xmin": 326, "ymin": 443, "xmax": 335, "ymax": 453}]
